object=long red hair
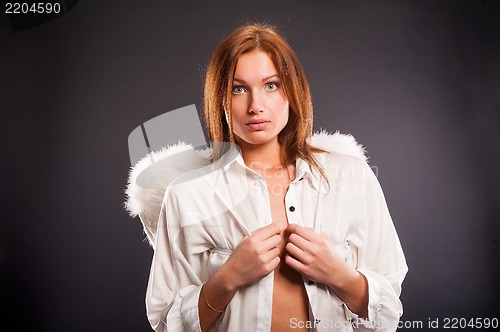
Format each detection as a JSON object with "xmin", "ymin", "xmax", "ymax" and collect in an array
[{"xmin": 203, "ymin": 23, "xmax": 327, "ymax": 180}]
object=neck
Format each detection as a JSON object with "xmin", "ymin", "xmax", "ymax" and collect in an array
[{"xmin": 237, "ymin": 138, "xmax": 284, "ymax": 169}]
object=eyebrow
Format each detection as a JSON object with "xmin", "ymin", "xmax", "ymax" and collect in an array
[{"xmin": 232, "ymin": 74, "xmax": 280, "ymax": 84}]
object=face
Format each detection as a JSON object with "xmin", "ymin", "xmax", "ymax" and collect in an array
[{"xmin": 230, "ymin": 50, "xmax": 289, "ymax": 148}]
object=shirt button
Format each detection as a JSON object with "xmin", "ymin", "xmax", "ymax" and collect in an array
[
  {"xmin": 289, "ymin": 206, "xmax": 295, "ymax": 212},
  {"xmin": 308, "ymin": 280, "xmax": 315, "ymax": 285}
]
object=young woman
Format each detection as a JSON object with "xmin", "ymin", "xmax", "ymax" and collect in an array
[{"xmin": 131, "ymin": 23, "xmax": 407, "ymax": 331}]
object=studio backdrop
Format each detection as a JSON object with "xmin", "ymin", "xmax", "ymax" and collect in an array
[{"xmin": 1, "ymin": 0, "xmax": 499, "ymax": 331}]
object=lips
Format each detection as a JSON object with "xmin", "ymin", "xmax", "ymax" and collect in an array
[{"xmin": 246, "ymin": 119, "xmax": 270, "ymax": 131}]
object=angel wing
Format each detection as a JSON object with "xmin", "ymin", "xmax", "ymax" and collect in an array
[{"xmin": 124, "ymin": 130, "xmax": 367, "ymax": 248}]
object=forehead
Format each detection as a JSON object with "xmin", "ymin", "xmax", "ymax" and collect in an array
[{"xmin": 234, "ymin": 50, "xmax": 278, "ymax": 80}]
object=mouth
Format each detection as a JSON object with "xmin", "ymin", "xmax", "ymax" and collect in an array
[{"xmin": 246, "ymin": 119, "xmax": 270, "ymax": 131}]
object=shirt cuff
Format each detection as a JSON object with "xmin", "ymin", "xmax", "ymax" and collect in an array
[
  {"xmin": 172, "ymin": 285, "xmax": 202, "ymax": 332},
  {"xmin": 342, "ymin": 268, "xmax": 383, "ymax": 330}
]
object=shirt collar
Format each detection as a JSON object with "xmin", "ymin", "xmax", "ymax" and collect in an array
[
  {"xmin": 217, "ymin": 144, "xmax": 246, "ymax": 172},
  {"xmin": 217, "ymin": 145, "xmax": 328, "ymax": 194},
  {"xmin": 295, "ymin": 154, "xmax": 328, "ymax": 194}
]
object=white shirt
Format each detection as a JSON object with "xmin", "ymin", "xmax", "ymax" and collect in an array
[{"xmin": 146, "ymin": 146, "xmax": 408, "ymax": 332}]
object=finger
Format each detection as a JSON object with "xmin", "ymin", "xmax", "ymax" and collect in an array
[
  {"xmin": 263, "ymin": 247, "xmax": 281, "ymax": 262},
  {"xmin": 287, "ymin": 232, "xmax": 311, "ymax": 251},
  {"xmin": 320, "ymin": 231, "xmax": 331, "ymax": 240},
  {"xmin": 257, "ymin": 234, "xmax": 281, "ymax": 252},
  {"xmin": 285, "ymin": 242, "xmax": 307, "ymax": 262},
  {"xmin": 287, "ymin": 224, "xmax": 317, "ymax": 242},
  {"xmin": 267, "ymin": 256, "xmax": 281, "ymax": 271},
  {"xmin": 284, "ymin": 253, "xmax": 305, "ymax": 273},
  {"xmin": 252, "ymin": 222, "xmax": 281, "ymax": 240},
  {"xmin": 262, "ymin": 234, "xmax": 282, "ymax": 251}
]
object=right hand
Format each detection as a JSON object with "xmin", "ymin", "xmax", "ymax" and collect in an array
[{"xmin": 222, "ymin": 223, "xmax": 282, "ymax": 290}]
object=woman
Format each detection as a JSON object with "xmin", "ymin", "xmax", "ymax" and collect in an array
[{"xmin": 128, "ymin": 23, "xmax": 407, "ymax": 331}]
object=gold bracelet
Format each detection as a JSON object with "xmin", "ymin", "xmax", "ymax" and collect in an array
[{"xmin": 202, "ymin": 284, "xmax": 225, "ymax": 313}]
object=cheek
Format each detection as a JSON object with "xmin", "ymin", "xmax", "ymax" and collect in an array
[
  {"xmin": 274, "ymin": 98, "xmax": 290, "ymax": 125},
  {"xmin": 230, "ymin": 97, "xmax": 248, "ymax": 117},
  {"xmin": 274, "ymin": 92, "xmax": 289, "ymax": 111}
]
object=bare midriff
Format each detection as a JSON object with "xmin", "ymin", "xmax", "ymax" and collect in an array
[{"xmin": 271, "ymin": 233, "xmax": 310, "ymax": 332}]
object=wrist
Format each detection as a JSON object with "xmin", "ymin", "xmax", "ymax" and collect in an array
[
  {"xmin": 201, "ymin": 267, "xmax": 239, "ymax": 317},
  {"xmin": 326, "ymin": 265, "xmax": 369, "ymax": 318},
  {"xmin": 327, "ymin": 262, "xmax": 358, "ymax": 291},
  {"xmin": 214, "ymin": 263, "xmax": 240, "ymax": 294}
]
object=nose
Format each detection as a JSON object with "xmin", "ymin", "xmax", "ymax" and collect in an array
[{"xmin": 248, "ymin": 90, "xmax": 265, "ymax": 114}]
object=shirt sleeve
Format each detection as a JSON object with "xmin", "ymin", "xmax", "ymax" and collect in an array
[
  {"xmin": 145, "ymin": 187, "xmax": 204, "ymax": 332},
  {"xmin": 347, "ymin": 161, "xmax": 408, "ymax": 331}
]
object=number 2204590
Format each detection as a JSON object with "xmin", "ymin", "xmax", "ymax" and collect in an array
[
  {"xmin": 442, "ymin": 317, "xmax": 498, "ymax": 329},
  {"xmin": 5, "ymin": 2, "xmax": 61, "ymax": 14}
]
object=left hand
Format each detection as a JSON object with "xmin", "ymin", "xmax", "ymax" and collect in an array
[{"xmin": 285, "ymin": 224, "xmax": 348, "ymax": 285}]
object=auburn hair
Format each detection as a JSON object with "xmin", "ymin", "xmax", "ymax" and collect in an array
[{"xmin": 203, "ymin": 23, "xmax": 327, "ymax": 182}]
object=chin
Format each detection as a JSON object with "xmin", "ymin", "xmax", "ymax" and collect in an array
[{"xmin": 235, "ymin": 132, "xmax": 279, "ymax": 146}]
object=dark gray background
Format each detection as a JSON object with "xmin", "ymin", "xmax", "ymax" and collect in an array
[{"xmin": 2, "ymin": 0, "xmax": 499, "ymax": 331}]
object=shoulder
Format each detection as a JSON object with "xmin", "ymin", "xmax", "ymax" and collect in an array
[
  {"xmin": 166, "ymin": 158, "xmax": 217, "ymax": 198},
  {"xmin": 308, "ymin": 131, "xmax": 377, "ymax": 185},
  {"xmin": 309, "ymin": 130, "xmax": 367, "ymax": 162}
]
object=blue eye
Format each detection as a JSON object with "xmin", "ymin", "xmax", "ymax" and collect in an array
[
  {"xmin": 232, "ymin": 86, "xmax": 246, "ymax": 94},
  {"xmin": 265, "ymin": 82, "xmax": 279, "ymax": 91}
]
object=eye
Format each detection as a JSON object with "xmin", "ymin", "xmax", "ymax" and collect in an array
[
  {"xmin": 232, "ymin": 86, "xmax": 246, "ymax": 94},
  {"xmin": 265, "ymin": 82, "xmax": 280, "ymax": 91}
]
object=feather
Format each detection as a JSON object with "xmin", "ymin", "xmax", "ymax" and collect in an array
[
  {"xmin": 309, "ymin": 130, "xmax": 367, "ymax": 162},
  {"xmin": 124, "ymin": 131, "xmax": 367, "ymax": 246}
]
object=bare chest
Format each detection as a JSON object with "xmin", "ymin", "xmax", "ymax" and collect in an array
[
  {"xmin": 264, "ymin": 176, "xmax": 310, "ymax": 331},
  {"xmin": 265, "ymin": 178, "xmax": 289, "ymax": 241}
]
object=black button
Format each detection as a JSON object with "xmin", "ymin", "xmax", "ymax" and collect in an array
[
  {"xmin": 299, "ymin": 177, "xmax": 304, "ymax": 181},
  {"xmin": 289, "ymin": 206, "xmax": 295, "ymax": 212},
  {"xmin": 308, "ymin": 280, "xmax": 314, "ymax": 285}
]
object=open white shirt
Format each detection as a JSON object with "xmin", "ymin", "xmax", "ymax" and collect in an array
[{"xmin": 146, "ymin": 146, "xmax": 408, "ymax": 331}]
